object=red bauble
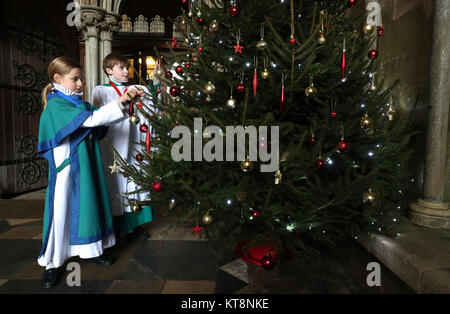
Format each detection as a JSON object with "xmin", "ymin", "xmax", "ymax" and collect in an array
[
  {"xmin": 198, "ymin": 46, "xmax": 203, "ymax": 52},
  {"xmin": 230, "ymin": 5, "xmax": 240, "ymax": 17},
  {"xmin": 136, "ymin": 154, "xmax": 143, "ymax": 162},
  {"xmin": 185, "ymin": 63, "xmax": 191, "ymax": 68},
  {"xmin": 169, "ymin": 86, "xmax": 180, "ymax": 97},
  {"xmin": 347, "ymin": 0, "xmax": 359, "ymax": 7},
  {"xmin": 330, "ymin": 111, "xmax": 338, "ymax": 118},
  {"xmin": 234, "ymin": 240, "xmax": 278, "ymax": 266},
  {"xmin": 377, "ymin": 26, "xmax": 384, "ymax": 36},
  {"xmin": 261, "ymin": 255, "xmax": 276, "ymax": 271},
  {"xmin": 252, "ymin": 211, "xmax": 260, "ymax": 217},
  {"xmin": 289, "ymin": 37, "xmax": 296, "ymax": 45},
  {"xmin": 368, "ymin": 49, "xmax": 378, "ymax": 60},
  {"xmin": 140, "ymin": 124, "xmax": 149, "ymax": 133},
  {"xmin": 182, "ymin": 0, "xmax": 187, "ymax": 3},
  {"xmin": 236, "ymin": 83, "xmax": 245, "ymax": 93},
  {"xmin": 337, "ymin": 140, "xmax": 349, "ymax": 153},
  {"xmin": 197, "ymin": 18, "xmax": 204, "ymax": 23},
  {"xmin": 166, "ymin": 71, "xmax": 173, "ymax": 78},
  {"xmin": 309, "ymin": 137, "xmax": 316, "ymax": 144},
  {"xmin": 152, "ymin": 182, "xmax": 163, "ymax": 192},
  {"xmin": 175, "ymin": 66, "xmax": 183, "ymax": 75},
  {"xmin": 156, "ymin": 87, "xmax": 161, "ymax": 93},
  {"xmin": 316, "ymin": 159, "xmax": 325, "ymax": 168}
]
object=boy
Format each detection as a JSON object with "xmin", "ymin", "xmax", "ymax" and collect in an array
[{"xmin": 92, "ymin": 53, "xmax": 156, "ymax": 242}]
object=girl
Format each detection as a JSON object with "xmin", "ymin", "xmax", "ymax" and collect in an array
[{"xmin": 37, "ymin": 56, "xmax": 143, "ymax": 288}]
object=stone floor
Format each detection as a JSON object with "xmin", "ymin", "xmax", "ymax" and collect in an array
[{"xmin": 0, "ymin": 189, "xmax": 364, "ymax": 294}]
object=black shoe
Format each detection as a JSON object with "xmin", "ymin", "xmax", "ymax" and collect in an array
[
  {"xmin": 87, "ymin": 255, "xmax": 113, "ymax": 267},
  {"xmin": 41, "ymin": 268, "xmax": 59, "ymax": 289}
]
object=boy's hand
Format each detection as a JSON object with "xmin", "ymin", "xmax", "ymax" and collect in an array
[{"xmin": 119, "ymin": 89, "xmax": 144, "ymax": 105}]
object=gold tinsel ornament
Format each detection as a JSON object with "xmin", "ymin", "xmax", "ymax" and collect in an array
[
  {"xmin": 241, "ymin": 158, "xmax": 254, "ymax": 172},
  {"xmin": 202, "ymin": 210, "xmax": 213, "ymax": 225},
  {"xmin": 360, "ymin": 113, "xmax": 374, "ymax": 133},
  {"xmin": 131, "ymin": 201, "xmax": 143, "ymax": 214},
  {"xmin": 363, "ymin": 189, "xmax": 376, "ymax": 206}
]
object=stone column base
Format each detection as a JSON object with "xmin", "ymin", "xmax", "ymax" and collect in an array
[{"xmin": 409, "ymin": 199, "xmax": 450, "ymax": 229}]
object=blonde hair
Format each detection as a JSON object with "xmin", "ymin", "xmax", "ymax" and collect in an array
[{"xmin": 42, "ymin": 56, "xmax": 83, "ymax": 109}]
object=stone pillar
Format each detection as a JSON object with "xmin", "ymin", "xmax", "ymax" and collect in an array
[
  {"xmin": 99, "ymin": 14, "xmax": 121, "ymax": 84},
  {"xmin": 409, "ymin": 0, "xmax": 450, "ymax": 229},
  {"xmin": 79, "ymin": 9, "xmax": 104, "ymax": 102}
]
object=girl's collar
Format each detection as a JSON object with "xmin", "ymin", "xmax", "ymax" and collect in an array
[{"xmin": 52, "ymin": 83, "xmax": 83, "ymax": 96}]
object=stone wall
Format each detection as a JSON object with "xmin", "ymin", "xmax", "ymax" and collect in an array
[{"xmin": 374, "ymin": 0, "xmax": 440, "ymax": 200}]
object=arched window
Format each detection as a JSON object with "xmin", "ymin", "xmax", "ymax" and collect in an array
[
  {"xmin": 119, "ymin": 14, "xmax": 132, "ymax": 33},
  {"xmin": 134, "ymin": 15, "xmax": 149, "ymax": 34},
  {"xmin": 149, "ymin": 15, "xmax": 165, "ymax": 36}
]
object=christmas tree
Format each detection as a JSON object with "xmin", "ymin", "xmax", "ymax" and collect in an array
[{"xmin": 116, "ymin": 0, "xmax": 416, "ymax": 271}]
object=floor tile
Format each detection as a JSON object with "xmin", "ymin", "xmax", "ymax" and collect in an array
[
  {"xmin": 105, "ymin": 279, "xmax": 166, "ymax": 294},
  {"xmin": 0, "ymin": 279, "xmax": 113, "ymax": 294},
  {"xmin": 0, "ymin": 200, "xmax": 44, "ymax": 219},
  {"xmin": 6, "ymin": 219, "xmax": 42, "ymax": 226},
  {"xmin": 133, "ymin": 240, "xmax": 219, "ymax": 281},
  {"xmin": 0, "ymin": 239, "xmax": 42, "ymax": 279},
  {"xmin": 161, "ymin": 280, "xmax": 216, "ymax": 294},
  {"xmin": 0, "ymin": 279, "xmax": 7, "ymax": 287},
  {"xmin": 0, "ymin": 226, "xmax": 42, "ymax": 240},
  {"xmin": 215, "ymin": 270, "xmax": 248, "ymax": 294}
]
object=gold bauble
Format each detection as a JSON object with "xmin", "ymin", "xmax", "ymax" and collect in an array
[
  {"xmin": 318, "ymin": 34, "xmax": 326, "ymax": 44},
  {"xmin": 305, "ymin": 84, "xmax": 318, "ymax": 96},
  {"xmin": 363, "ymin": 23, "xmax": 375, "ymax": 35},
  {"xmin": 369, "ymin": 83, "xmax": 377, "ymax": 92},
  {"xmin": 155, "ymin": 68, "xmax": 164, "ymax": 78},
  {"xmin": 129, "ymin": 114, "xmax": 140, "ymax": 125},
  {"xmin": 261, "ymin": 69, "xmax": 270, "ymax": 80},
  {"xmin": 188, "ymin": 11, "xmax": 193, "ymax": 18},
  {"xmin": 131, "ymin": 202, "xmax": 143, "ymax": 214},
  {"xmin": 241, "ymin": 158, "xmax": 254, "ymax": 172},
  {"xmin": 204, "ymin": 81, "xmax": 216, "ymax": 95},
  {"xmin": 256, "ymin": 40, "xmax": 268, "ymax": 49},
  {"xmin": 202, "ymin": 212, "xmax": 213, "ymax": 225},
  {"xmin": 226, "ymin": 96, "xmax": 236, "ymax": 109},
  {"xmin": 363, "ymin": 189, "xmax": 376, "ymax": 205},
  {"xmin": 209, "ymin": 20, "xmax": 219, "ymax": 32},
  {"xmin": 360, "ymin": 114, "xmax": 374, "ymax": 131},
  {"xmin": 206, "ymin": 95, "xmax": 213, "ymax": 103},
  {"xmin": 196, "ymin": 10, "xmax": 202, "ymax": 18}
]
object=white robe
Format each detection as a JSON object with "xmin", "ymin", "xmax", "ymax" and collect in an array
[
  {"xmin": 38, "ymin": 99, "xmax": 125, "ymax": 269},
  {"xmin": 92, "ymin": 84, "xmax": 155, "ymax": 217}
]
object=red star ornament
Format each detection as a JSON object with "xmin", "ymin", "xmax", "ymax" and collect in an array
[
  {"xmin": 233, "ymin": 42, "xmax": 244, "ymax": 54},
  {"xmin": 192, "ymin": 223, "xmax": 204, "ymax": 235}
]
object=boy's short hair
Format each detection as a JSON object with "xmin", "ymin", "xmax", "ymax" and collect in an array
[{"xmin": 103, "ymin": 53, "xmax": 129, "ymax": 75}]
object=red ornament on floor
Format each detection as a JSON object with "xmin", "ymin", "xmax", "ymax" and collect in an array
[{"xmin": 261, "ymin": 254, "xmax": 276, "ymax": 271}]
